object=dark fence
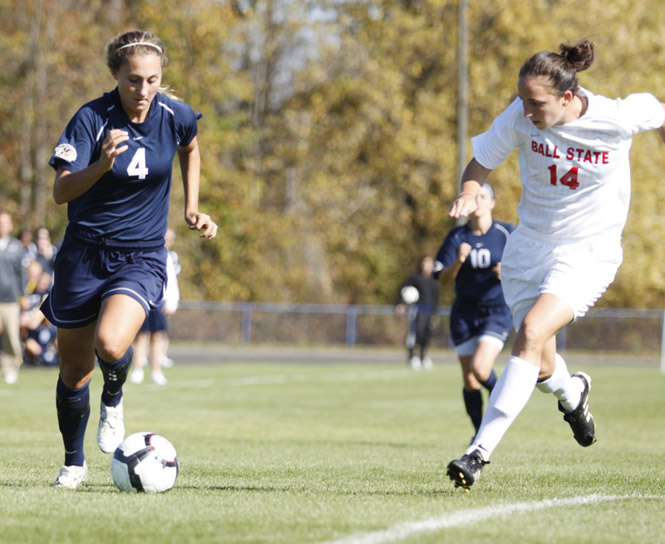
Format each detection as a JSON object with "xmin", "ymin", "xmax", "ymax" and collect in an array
[{"xmin": 169, "ymin": 301, "xmax": 665, "ymax": 368}]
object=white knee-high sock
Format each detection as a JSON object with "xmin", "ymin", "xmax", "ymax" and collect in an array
[
  {"xmin": 466, "ymin": 356, "xmax": 540, "ymax": 461},
  {"xmin": 535, "ymin": 353, "xmax": 583, "ymax": 412}
]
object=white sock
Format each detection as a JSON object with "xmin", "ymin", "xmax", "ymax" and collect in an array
[
  {"xmin": 467, "ymin": 356, "xmax": 540, "ymax": 461},
  {"xmin": 535, "ymin": 353, "xmax": 583, "ymax": 412}
]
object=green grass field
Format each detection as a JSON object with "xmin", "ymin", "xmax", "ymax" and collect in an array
[{"xmin": 2, "ymin": 351, "xmax": 665, "ymax": 544}]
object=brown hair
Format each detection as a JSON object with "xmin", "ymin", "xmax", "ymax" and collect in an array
[
  {"xmin": 518, "ymin": 40, "xmax": 594, "ymax": 96},
  {"xmin": 105, "ymin": 30, "xmax": 180, "ymax": 99},
  {"xmin": 105, "ymin": 30, "xmax": 167, "ymax": 74}
]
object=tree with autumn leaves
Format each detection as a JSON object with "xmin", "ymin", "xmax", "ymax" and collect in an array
[{"xmin": 2, "ymin": 0, "xmax": 665, "ymax": 307}]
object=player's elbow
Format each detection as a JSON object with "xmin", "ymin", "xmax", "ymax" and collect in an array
[{"xmin": 53, "ymin": 185, "xmax": 68, "ymax": 205}]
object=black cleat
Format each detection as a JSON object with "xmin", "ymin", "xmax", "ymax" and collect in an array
[
  {"xmin": 446, "ymin": 449, "xmax": 488, "ymax": 491},
  {"xmin": 559, "ymin": 372, "xmax": 596, "ymax": 447}
]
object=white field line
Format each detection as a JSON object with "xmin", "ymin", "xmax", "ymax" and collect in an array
[
  {"xmin": 0, "ymin": 369, "xmax": 412, "ymax": 396},
  {"xmin": 222, "ymin": 369, "xmax": 408, "ymax": 386},
  {"xmin": 316, "ymin": 494, "xmax": 665, "ymax": 544},
  {"xmin": 137, "ymin": 369, "xmax": 411, "ymax": 392}
]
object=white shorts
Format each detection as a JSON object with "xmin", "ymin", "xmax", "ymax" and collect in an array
[
  {"xmin": 500, "ymin": 225, "xmax": 623, "ymax": 331},
  {"xmin": 455, "ymin": 334, "xmax": 506, "ymax": 357}
]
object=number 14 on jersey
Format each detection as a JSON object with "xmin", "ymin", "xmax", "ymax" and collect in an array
[{"xmin": 548, "ymin": 164, "xmax": 579, "ymax": 190}]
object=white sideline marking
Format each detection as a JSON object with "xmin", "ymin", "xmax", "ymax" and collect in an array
[
  {"xmin": 317, "ymin": 494, "xmax": 665, "ymax": 544},
  {"xmin": 136, "ymin": 370, "xmax": 409, "ymax": 392},
  {"xmin": 223, "ymin": 370, "xmax": 407, "ymax": 386}
]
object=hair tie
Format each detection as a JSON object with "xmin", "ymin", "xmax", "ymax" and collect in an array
[{"xmin": 117, "ymin": 42, "xmax": 162, "ymax": 54}]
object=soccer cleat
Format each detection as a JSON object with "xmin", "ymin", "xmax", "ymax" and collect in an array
[
  {"xmin": 97, "ymin": 400, "xmax": 125, "ymax": 453},
  {"xmin": 421, "ymin": 356, "xmax": 433, "ymax": 371},
  {"xmin": 559, "ymin": 372, "xmax": 596, "ymax": 447},
  {"xmin": 446, "ymin": 449, "xmax": 488, "ymax": 491},
  {"xmin": 53, "ymin": 462, "xmax": 88, "ymax": 489}
]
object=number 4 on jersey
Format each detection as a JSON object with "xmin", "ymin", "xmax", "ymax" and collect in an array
[
  {"xmin": 127, "ymin": 148, "xmax": 149, "ymax": 180},
  {"xmin": 548, "ymin": 164, "xmax": 579, "ymax": 190}
]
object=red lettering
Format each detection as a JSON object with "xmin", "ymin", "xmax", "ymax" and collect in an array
[
  {"xmin": 602, "ymin": 152, "xmax": 609, "ymax": 164},
  {"xmin": 566, "ymin": 147, "xmax": 574, "ymax": 160},
  {"xmin": 583, "ymin": 150, "xmax": 592, "ymax": 163},
  {"xmin": 549, "ymin": 165, "xmax": 579, "ymax": 190},
  {"xmin": 532, "ymin": 141, "xmax": 562, "ymax": 159}
]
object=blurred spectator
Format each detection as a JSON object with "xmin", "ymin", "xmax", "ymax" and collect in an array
[
  {"xmin": 35, "ymin": 227, "xmax": 57, "ymax": 273},
  {"xmin": 21, "ymin": 270, "xmax": 58, "ymax": 367},
  {"xmin": 20, "ymin": 229, "xmax": 38, "ymax": 269},
  {"xmin": 161, "ymin": 228, "xmax": 180, "ymax": 368},
  {"xmin": 0, "ymin": 211, "xmax": 26, "ymax": 384},
  {"xmin": 130, "ymin": 232, "xmax": 180, "ymax": 385},
  {"xmin": 165, "ymin": 227, "xmax": 181, "ymax": 275},
  {"xmin": 24, "ymin": 260, "xmax": 44, "ymax": 297}
]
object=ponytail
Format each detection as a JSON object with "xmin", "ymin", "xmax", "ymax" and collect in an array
[{"xmin": 519, "ymin": 40, "xmax": 595, "ymax": 96}]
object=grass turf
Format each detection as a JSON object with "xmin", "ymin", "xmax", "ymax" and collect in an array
[{"xmin": 1, "ymin": 353, "xmax": 665, "ymax": 543}]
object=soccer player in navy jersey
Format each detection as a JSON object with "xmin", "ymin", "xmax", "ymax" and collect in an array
[
  {"xmin": 434, "ymin": 183, "xmax": 514, "ymax": 438},
  {"xmin": 43, "ymin": 30, "xmax": 217, "ymax": 489}
]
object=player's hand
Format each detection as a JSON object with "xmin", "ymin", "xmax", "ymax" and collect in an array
[
  {"xmin": 99, "ymin": 129, "xmax": 129, "ymax": 171},
  {"xmin": 493, "ymin": 262, "xmax": 501, "ymax": 280},
  {"xmin": 448, "ymin": 193, "xmax": 478, "ymax": 219},
  {"xmin": 458, "ymin": 242, "xmax": 472, "ymax": 264},
  {"xmin": 186, "ymin": 212, "xmax": 218, "ymax": 239},
  {"xmin": 395, "ymin": 304, "xmax": 406, "ymax": 316}
]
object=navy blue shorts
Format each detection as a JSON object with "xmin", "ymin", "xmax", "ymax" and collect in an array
[
  {"xmin": 450, "ymin": 298, "xmax": 513, "ymax": 347},
  {"xmin": 41, "ymin": 226, "xmax": 167, "ymax": 329},
  {"xmin": 140, "ymin": 306, "xmax": 168, "ymax": 333}
]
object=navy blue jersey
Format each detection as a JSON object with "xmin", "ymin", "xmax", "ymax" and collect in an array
[
  {"xmin": 434, "ymin": 220, "xmax": 514, "ymax": 303},
  {"xmin": 49, "ymin": 88, "xmax": 198, "ymax": 242}
]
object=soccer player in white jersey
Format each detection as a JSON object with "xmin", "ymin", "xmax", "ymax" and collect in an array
[
  {"xmin": 445, "ymin": 40, "xmax": 665, "ymax": 490},
  {"xmin": 44, "ymin": 30, "xmax": 217, "ymax": 489}
]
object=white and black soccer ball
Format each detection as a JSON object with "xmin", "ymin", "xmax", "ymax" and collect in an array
[
  {"xmin": 111, "ymin": 432, "xmax": 179, "ymax": 493},
  {"xmin": 400, "ymin": 285, "xmax": 420, "ymax": 305}
]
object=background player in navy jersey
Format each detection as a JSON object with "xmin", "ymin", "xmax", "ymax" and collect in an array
[
  {"xmin": 42, "ymin": 30, "xmax": 217, "ymax": 489},
  {"xmin": 395, "ymin": 256, "xmax": 439, "ymax": 370},
  {"xmin": 433, "ymin": 183, "xmax": 514, "ymax": 438}
]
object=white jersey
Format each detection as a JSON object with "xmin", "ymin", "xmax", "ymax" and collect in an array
[{"xmin": 472, "ymin": 88, "xmax": 664, "ymax": 240}]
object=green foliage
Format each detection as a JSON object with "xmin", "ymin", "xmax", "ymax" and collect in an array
[{"xmin": 2, "ymin": 0, "xmax": 665, "ymax": 305}]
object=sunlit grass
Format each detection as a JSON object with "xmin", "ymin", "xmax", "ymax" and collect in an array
[{"xmin": 1, "ymin": 355, "xmax": 664, "ymax": 543}]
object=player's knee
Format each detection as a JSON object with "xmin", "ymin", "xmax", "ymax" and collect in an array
[
  {"xmin": 517, "ymin": 317, "xmax": 548, "ymax": 352},
  {"xmin": 95, "ymin": 334, "xmax": 131, "ymax": 362}
]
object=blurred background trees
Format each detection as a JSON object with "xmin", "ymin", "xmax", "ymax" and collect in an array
[{"xmin": 2, "ymin": 0, "xmax": 665, "ymax": 307}]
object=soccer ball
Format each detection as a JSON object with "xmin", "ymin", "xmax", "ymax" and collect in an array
[
  {"xmin": 111, "ymin": 432, "xmax": 179, "ymax": 493},
  {"xmin": 400, "ymin": 285, "xmax": 420, "ymax": 305}
]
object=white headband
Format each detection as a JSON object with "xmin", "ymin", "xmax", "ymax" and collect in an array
[{"xmin": 117, "ymin": 42, "xmax": 162, "ymax": 54}]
